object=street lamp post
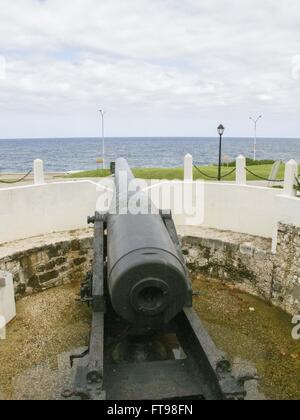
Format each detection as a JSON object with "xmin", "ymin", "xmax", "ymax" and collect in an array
[
  {"xmin": 217, "ymin": 124, "xmax": 225, "ymax": 181},
  {"xmin": 249, "ymin": 115, "xmax": 262, "ymax": 161},
  {"xmin": 99, "ymin": 109, "xmax": 106, "ymax": 169}
]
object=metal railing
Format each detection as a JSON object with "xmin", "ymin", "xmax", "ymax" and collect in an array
[
  {"xmin": 244, "ymin": 167, "xmax": 284, "ymax": 183},
  {"xmin": 193, "ymin": 163, "xmax": 296, "ymax": 184},
  {"xmin": 0, "ymin": 169, "xmax": 32, "ymax": 184},
  {"xmin": 193, "ymin": 164, "xmax": 236, "ymax": 180}
]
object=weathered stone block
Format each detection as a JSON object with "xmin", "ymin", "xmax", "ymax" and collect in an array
[
  {"xmin": 28, "ymin": 275, "xmax": 39, "ymax": 289},
  {"xmin": 70, "ymin": 240, "xmax": 81, "ymax": 251},
  {"xmin": 240, "ymin": 243, "xmax": 255, "ymax": 256},
  {"xmin": 73, "ymin": 257, "xmax": 86, "ymax": 267},
  {"xmin": 45, "ymin": 261, "xmax": 56, "ymax": 271},
  {"xmin": 55, "ymin": 257, "xmax": 67, "ymax": 266},
  {"xmin": 181, "ymin": 247, "xmax": 189, "ymax": 256},
  {"xmin": 47, "ymin": 246, "xmax": 59, "ymax": 258},
  {"xmin": 39, "ymin": 270, "xmax": 59, "ymax": 284},
  {"xmin": 188, "ymin": 248, "xmax": 199, "ymax": 259}
]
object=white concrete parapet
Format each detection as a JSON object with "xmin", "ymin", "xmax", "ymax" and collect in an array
[
  {"xmin": 184, "ymin": 154, "xmax": 193, "ymax": 181},
  {"xmin": 0, "ymin": 272, "xmax": 16, "ymax": 335},
  {"xmin": 283, "ymin": 159, "xmax": 298, "ymax": 197},
  {"xmin": 236, "ymin": 155, "xmax": 247, "ymax": 185},
  {"xmin": 34, "ymin": 159, "xmax": 45, "ymax": 185},
  {"xmin": 1, "ymin": 169, "xmax": 300, "ymax": 247}
]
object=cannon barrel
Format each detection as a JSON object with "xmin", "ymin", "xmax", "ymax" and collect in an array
[{"xmin": 106, "ymin": 158, "xmax": 191, "ymax": 330}]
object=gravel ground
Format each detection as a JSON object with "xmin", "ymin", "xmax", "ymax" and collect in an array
[
  {"xmin": 193, "ymin": 276, "xmax": 300, "ymax": 400},
  {"xmin": 0, "ymin": 277, "xmax": 298, "ymax": 400},
  {"xmin": 0, "ymin": 282, "xmax": 91, "ymax": 400}
]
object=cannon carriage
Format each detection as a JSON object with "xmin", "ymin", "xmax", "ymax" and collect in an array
[{"xmin": 71, "ymin": 158, "xmax": 246, "ymax": 400}]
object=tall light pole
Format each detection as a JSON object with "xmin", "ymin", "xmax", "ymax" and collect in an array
[
  {"xmin": 99, "ymin": 109, "xmax": 106, "ymax": 169},
  {"xmin": 249, "ymin": 115, "xmax": 262, "ymax": 161},
  {"xmin": 217, "ymin": 124, "xmax": 225, "ymax": 181}
]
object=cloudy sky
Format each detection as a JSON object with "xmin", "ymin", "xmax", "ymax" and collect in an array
[{"xmin": 0, "ymin": 0, "xmax": 300, "ymax": 138}]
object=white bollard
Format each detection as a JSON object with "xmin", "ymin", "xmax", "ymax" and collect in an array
[
  {"xmin": 283, "ymin": 159, "xmax": 298, "ymax": 197},
  {"xmin": 184, "ymin": 154, "xmax": 193, "ymax": 181},
  {"xmin": 34, "ymin": 159, "xmax": 45, "ymax": 185},
  {"xmin": 236, "ymin": 155, "xmax": 247, "ymax": 185},
  {"xmin": 0, "ymin": 272, "xmax": 16, "ymax": 337}
]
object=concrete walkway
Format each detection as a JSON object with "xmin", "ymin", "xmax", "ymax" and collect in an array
[
  {"xmin": 0, "ymin": 172, "xmax": 275, "ymax": 189},
  {"xmin": 0, "ymin": 173, "xmax": 112, "ymax": 189},
  {"xmin": 0, "ymin": 172, "xmax": 64, "ymax": 188}
]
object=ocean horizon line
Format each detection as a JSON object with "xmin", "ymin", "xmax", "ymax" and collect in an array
[{"xmin": 1, "ymin": 136, "xmax": 300, "ymax": 141}]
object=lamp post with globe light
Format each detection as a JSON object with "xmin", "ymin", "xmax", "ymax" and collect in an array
[{"xmin": 217, "ymin": 124, "xmax": 225, "ymax": 181}]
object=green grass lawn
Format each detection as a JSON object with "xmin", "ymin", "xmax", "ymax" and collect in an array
[{"xmin": 64, "ymin": 163, "xmax": 300, "ymax": 182}]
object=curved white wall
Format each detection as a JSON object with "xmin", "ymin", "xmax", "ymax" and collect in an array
[
  {"xmin": 0, "ymin": 180, "xmax": 300, "ymax": 247},
  {"xmin": 203, "ymin": 183, "xmax": 280, "ymax": 238},
  {"xmin": 0, "ymin": 181, "xmax": 105, "ymax": 243},
  {"xmin": 203, "ymin": 184, "xmax": 300, "ymax": 239}
]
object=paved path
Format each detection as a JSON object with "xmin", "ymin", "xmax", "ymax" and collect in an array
[
  {"xmin": 0, "ymin": 173, "xmax": 275, "ymax": 189},
  {"xmin": 0, "ymin": 173, "xmax": 111, "ymax": 189},
  {"xmin": 0, "ymin": 172, "xmax": 64, "ymax": 188}
]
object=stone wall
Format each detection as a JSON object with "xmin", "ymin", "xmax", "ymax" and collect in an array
[
  {"xmin": 182, "ymin": 233, "xmax": 275, "ymax": 303},
  {"xmin": 1, "ymin": 223, "xmax": 299, "ymax": 315},
  {"xmin": 181, "ymin": 223, "xmax": 300, "ymax": 316},
  {"xmin": 272, "ymin": 223, "xmax": 300, "ymax": 314},
  {"xmin": 0, "ymin": 230, "xmax": 93, "ymax": 300}
]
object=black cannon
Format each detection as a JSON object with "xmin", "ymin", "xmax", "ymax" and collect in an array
[
  {"xmin": 107, "ymin": 158, "xmax": 192, "ymax": 331},
  {"xmin": 70, "ymin": 158, "xmax": 246, "ymax": 400}
]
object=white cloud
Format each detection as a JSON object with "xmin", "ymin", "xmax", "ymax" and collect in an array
[
  {"xmin": 256, "ymin": 94, "xmax": 273, "ymax": 103},
  {"xmin": 0, "ymin": 0, "xmax": 300, "ymax": 137},
  {"xmin": 0, "ymin": 55, "xmax": 6, "ymax": 80},
  {"xmin": 292, "ymin": 56, "xmax": 300, "ymax": 81}
]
